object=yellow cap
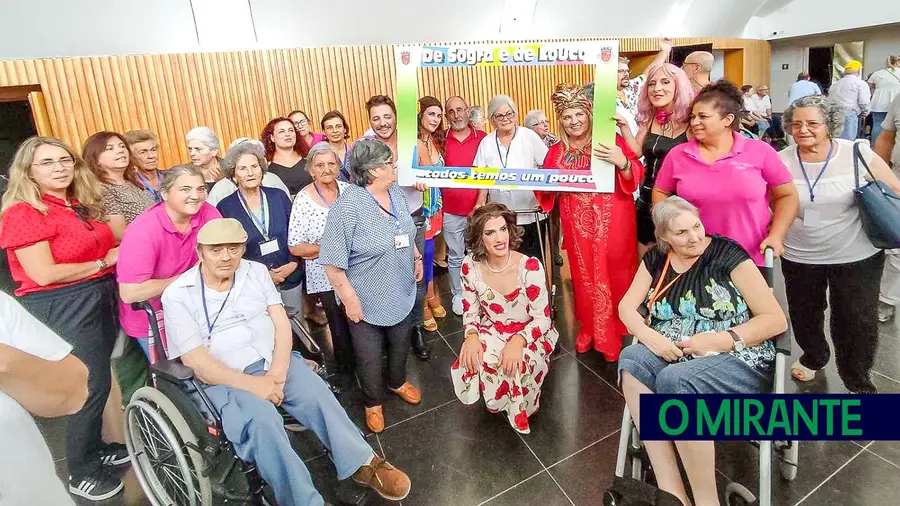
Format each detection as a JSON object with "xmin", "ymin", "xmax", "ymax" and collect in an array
[
  {"xmin": 844, "ymin": 60, "xmax": 862, "ymax": 71},
  {"xmin": 197, "ymin": 218, "xmax": 248, "ymax": 245}
]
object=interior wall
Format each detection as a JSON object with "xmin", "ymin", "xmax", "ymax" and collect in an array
[
  {"xmin": 745, "ymin": 0, "xmax": 900, "ymax": 40},
  {"xmin": 768, "ymin": 23, "xmax": 900, "ymax": 111},
  {"xmin": 0, "ymin": 37, "xmax": 769, "ymax": 169}
]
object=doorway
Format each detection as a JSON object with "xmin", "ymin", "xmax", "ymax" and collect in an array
[
  {"xmin": 0, "ymin": 99, "xmax": 37, "ymax": 294},
  {"xmin": 808, "ymin": 46, "xmax": 834, "ymax": 95}
]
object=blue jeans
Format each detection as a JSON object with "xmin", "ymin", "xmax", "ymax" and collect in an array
[
  {"xmin": 203, "ymin": 352, "xmax": 373, "ymax": 506},
  {"xmin": 134, "ymin": 336, "xmax": 151, "ymax": 359},
  {"xmin": 443, "ymin": 213, "xmax": 468, "ymax": 301},
  {"xmin": 617, "ymin": 343, "xmax": 773, "ymax": 394},
  {"xmin": 840, "ymin": 109, "xmax": 860, "ymax": 140},
  {"xmin": 872, "ymin": 111, "xmax": 888, "ymax": 143}
]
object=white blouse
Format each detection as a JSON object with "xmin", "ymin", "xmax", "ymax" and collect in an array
[
  {"xmin": 287, "ymin": 181, "xmax": 349, "ymax": 294},
  {"xmin": 868, "ymin": 68, "xmax": 900, "ymax": 113},
  {"xmin": 780, "ymin": 139, "xmax": 880, "ymax": 265}
]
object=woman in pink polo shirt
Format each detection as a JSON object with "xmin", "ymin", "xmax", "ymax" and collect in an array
[
  {"xmin": 652, "ymin": 81, "xmax": 799, "ymax": 265},
  {"xmin": 116, "ymin": 164, "xmax": 221, "ymax": 359}
]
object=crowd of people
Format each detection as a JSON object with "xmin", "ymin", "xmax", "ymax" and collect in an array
[{"xmin": 1, "ymin": 45, "xmax": 900, "ymax": 506}]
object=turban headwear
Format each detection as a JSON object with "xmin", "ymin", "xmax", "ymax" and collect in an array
[{"xmin": 550, "ymin": 83, "xmax": 593, "ymax": 118}]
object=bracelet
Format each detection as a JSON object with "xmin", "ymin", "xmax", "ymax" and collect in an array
[
  {"xmin": 414, "ymin": 255, "xmax": 423, "ymax": 262},
  {"xmin": 96, "ymin": 259, "xmax": 108, "ymax": 270},
  {"xmin": 619, "ymin": 159, "xmax": 632, "ymax": 172}
]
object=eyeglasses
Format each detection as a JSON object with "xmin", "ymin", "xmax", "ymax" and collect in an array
[
  {"xmin": 32, "ymin": 157, "xmax": 75, "ymax": 170},
  {"xmin": 790, "ymin": 121, "xmax": 824, "ymax": 130},
  {"xmin": 294, "ymin": 119, "xmax": 309, "ymax": 127},
  {"xmin": 617, "ymin": 69, "xmax": 631, "ymax": 75},
  {"xmin": 492, "ymin": 111, "xmax": 516, "ymax": 122},
  {"xmin": 528, "ymin": 120, "xmax": 549, "ymax": 127}
]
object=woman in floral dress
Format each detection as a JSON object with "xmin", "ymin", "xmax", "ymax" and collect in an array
[{"xmin": 450, "ymin": 203, "xmax": 558, "ymax": 434}]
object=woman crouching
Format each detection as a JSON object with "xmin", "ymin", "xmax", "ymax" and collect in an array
[
  {"xmin": 617, "ymin": 196, "xmax": 787, "ymax": 506},
  {"xmin": 451, "ymin": 203, "xmax": 558, "ymax": 434}
]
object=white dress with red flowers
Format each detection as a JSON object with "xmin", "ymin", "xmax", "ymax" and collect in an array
[{"xmin": 450, "ymin": 254, "xmax": 559, "ymax": 434}]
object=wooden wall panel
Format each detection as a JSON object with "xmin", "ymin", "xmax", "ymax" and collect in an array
[{"xmin": 0, "ymin": 37, "xmax": 770, "ymax": 169}]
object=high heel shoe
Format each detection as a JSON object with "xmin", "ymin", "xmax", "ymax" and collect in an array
[{"xmin": 427, "ymin": 295, "xmax": 447, "ymax": 318}]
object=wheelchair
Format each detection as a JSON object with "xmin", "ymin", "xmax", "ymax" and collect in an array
[
  {"xmin": 123, "ymin": 301, "xmax": 369, "ymax": 505},
  {"xmin": 604, "ymin": 249, "xmax": 800, "ymax": 506}
]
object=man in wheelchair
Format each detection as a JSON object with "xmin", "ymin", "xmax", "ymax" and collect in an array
[{"xmin": 160, "ymin": 218, "xmax": 411, "ymax": 505}]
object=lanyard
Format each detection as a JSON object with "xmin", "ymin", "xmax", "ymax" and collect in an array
[
  {"xmin": 646, "ymin": 252, "xmax": 685, "ymax": 325},
  {"xmin": 313, "ymin": 182, "xmax": 340, "ymax": 208},
  {"xmin": 237, "ymin": 190, "xmax": 269, "ymax": 239},
  {"xmin": 200, "ymin": 273, "xmax": 234, "ymax": 334},
  {"xmin": 366, "ymin": 188, "xmax": 401, "ymax": 229},
  {"xmin": 796, "ymin": 141, "xmax": 834, "ymax": 203},
  {"xmin": 136, "ymin": 172, "xmax": 162, "ymax": 202},
  {"xmin": 495, "ymin": 127, "xmax": 518, "ymax": 169}
]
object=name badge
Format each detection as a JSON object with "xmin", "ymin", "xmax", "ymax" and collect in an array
[
  {"xmin": 260, "ymin": 238, "xmax": 279, "ymax": 256},
  {"xmin": 395, "ymin": 234, "xmax": 410, "ymax": 249},
  {"xmin": 802, "ymin": 209, "xmax": 821, "ymax": 228}
]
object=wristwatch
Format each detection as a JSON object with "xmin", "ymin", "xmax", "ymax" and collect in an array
[{"xmin": 727, "ymin": 329, "xmax": 745, "ymax": 352}]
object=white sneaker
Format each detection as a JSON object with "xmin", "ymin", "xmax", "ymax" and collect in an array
[
  {"xmin": 452, "ymin": 296, "xmax": 463, "ymax": 316},
  {"xmin": 878, "ymin": 302, "xmax": 895, "ymax": 323}
]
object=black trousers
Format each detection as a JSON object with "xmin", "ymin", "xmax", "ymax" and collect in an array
[
  {"xmin": 781, "ymin": 251, "xmax": 884, "ymax": 393},
  {"xmin": 18, "ymin": 275, "xmax": 119, "ymax": 478},
  {"xmin": 347, "ymin": 311, "xmax": 415, "ymax": 407},
  {"xmin": 518, "ymin": 219, "xmax": 549, "ymax": 265},
  {"xmin": 319, "ymin": 290, "xmax": 355, "ymax": 374}
]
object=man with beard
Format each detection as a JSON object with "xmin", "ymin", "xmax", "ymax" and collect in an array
[
  {"xmin": 618, "ymin": 37, "xmax": 673, "ymax": 117},
  {"xmin": 442, "ymin": 96, "xmax": 487, "ymax": 315},
  {"xmin": 362, "ymin": 95, "xmax": 432, "ymax": 360}
]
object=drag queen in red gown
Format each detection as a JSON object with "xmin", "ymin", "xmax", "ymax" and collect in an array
[{"xmin": 538, "ymin": 83, "xmax": 644, "ymax": 360}]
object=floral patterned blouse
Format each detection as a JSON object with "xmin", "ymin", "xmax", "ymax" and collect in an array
[{"xmin": 644, "ymin": 235, "xmax": 775, "ymax": 372}]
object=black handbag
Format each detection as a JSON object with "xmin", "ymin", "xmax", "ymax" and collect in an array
[{"xmin": 853, "ymin": 141, "xmax": 900, "ymax": 249}]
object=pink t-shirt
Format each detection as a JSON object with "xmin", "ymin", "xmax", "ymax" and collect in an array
[
  {"xmin": 116, "ymin": 202, "xmax": 221, "ymax": 338},
  {"xmin": 655, "ymin": 132, "xmax": 792, "ymax": 265}
]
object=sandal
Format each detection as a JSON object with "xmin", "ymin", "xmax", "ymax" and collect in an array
[
  {"xmin": 428, "ymin": 296, "xmax": 447, "ymax": 318},
  {"xmin": 790, "ymin": 360, "xmax": 817, "ymax": 382},
  {"xmin": 423, "ymin": 317, "xmax": 438, "ymax": 332}
]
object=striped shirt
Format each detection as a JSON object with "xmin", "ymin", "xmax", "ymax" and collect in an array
[{"xmin": 318, "ymin": 183, "xmax": 417, "ymax": 326}]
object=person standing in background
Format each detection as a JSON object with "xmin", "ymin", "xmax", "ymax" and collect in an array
[
  {"xmin": 788, "ymin": 72, "xmax": 822, "ymax": 106},
  {"xmin": 867, "ymin": 55, "xmax": 900, "ymax": 142},
  {"xmin": 617, "ymin": 38, "xmax": 674, "ymax": 117},
  {"xmin": 682, "ymin": 50, "xmax": 714, "ymax": 93},
  {"xmin": 828, "ymin": 60, "xmax": 871, "ymax": 140},
  {"xmin": 874, "ymin": 93, "xmax": 900, "ymax": 323},
  {"xmin": 443, "ymin": 96, "xmax": 487, "ymax": 316}
]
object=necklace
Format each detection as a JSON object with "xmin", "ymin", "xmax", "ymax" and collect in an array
[
  {"xmin": 484, "ymin": 253, "xmax": 512, "ymax": 273},
  {"xmin": 564, "ymin": 142, "xmax": 590, "ymax": 166}
]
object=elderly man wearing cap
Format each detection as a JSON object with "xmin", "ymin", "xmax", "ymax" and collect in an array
[
  {"xmin": 160, "ymin": 218, "xmax": 411, "ymax": 506},
  {"xmin": 829, "ymin": 60, "xmax": 872, "ymax": 140}
]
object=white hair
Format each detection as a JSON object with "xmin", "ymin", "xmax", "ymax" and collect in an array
[
  {"xmin": 524, "ymin": 110, "xmax": 547, "ymax": 128},
  {"xmin": 228, "ymin": 137, "xmax": 264, "ymax": 151},
  {"xmin": 185, "ymin": 126, "xmax": 221, "ymax": 151},
  {"xmin": 487, "ymin": 95, "xmax": 518, "ymax": 120}
]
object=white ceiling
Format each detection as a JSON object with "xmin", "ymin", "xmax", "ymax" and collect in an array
[{"xmin": 0, "ymin": 0, "xmax": 896, "ymax": 61}]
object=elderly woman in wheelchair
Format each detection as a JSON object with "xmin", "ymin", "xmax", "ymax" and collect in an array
[
  {"xmin": 616, "ymin": 196, "xmax": 787, "ymax": 506},
  {"xmin": 159, "ymin": 218, "xmax": 411, "ymax": 505}
]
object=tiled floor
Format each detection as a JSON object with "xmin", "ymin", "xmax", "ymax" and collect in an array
[{"xmin": 37, "ymin": 261, "xmax": 900, "ymax": 505}]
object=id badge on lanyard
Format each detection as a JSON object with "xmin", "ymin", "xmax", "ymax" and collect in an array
[
  {"xmin": 239, "ymin": 191, "xmax": 276, "ymax": 253},
  {"xmin": 368, "ymin": 189, "xmax": 409, "ymax": 249}
]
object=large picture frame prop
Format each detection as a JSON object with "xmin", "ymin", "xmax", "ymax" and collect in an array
[{"xmin": 395, "ymin": 40, "xmax": 619, "ymax": 193}]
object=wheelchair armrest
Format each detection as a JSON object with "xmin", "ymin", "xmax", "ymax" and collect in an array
[
  {"xmin": 774, "ymin": 324, "xmax": 793, "ymax": 356},
  {"xmin": 151, "ymin": 358, "xmax": 195, "ymax": 383}
]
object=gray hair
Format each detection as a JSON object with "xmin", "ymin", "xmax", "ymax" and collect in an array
[
  {"xmin": 468, "ymin": 106, "xmax": 484, "ymax": 125},
  {"xmin": 228, "ymin": 137, "xmax": 264, "ymax": 151},
  {"xmin": 305, "ymin": 142, "xmax": 342, "ymax": 172},
  {"xmin": 160, "ymin": 164, "xmax": 204, "ymax": 193},
  {"xmin": 185, "ymin": 126, "xmax": 220, "ymax": 151},
  {"xmin": 583, "ymin": 83, "xmax": 595, "ymax": 101},
  {"xmin": 346, "ymin": 138, "xmax": 393, "ymax": 187},
  {"xmin": 487, "ymin": 94, "xmax": 518, "ymax": 120},
  {"xmin": 652, "ymin": 196, "xmax": 700, "ymax": 252},
  {"xmin": 524, "ymin": 110, "xmax": 547, "ymax": 128},
  {"xmin": 783, "ymin": 94, "xmax": 844, "ymax": 138},
  {"xmin": 221, "ymin": 139, "xmax": 268, "ymax": 179}
]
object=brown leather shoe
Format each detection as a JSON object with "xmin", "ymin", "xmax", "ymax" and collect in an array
[
  {"xmin": 353, "ymin": 456, "xmax": 411, "ymax": 501},
  {"xmin": 390, "ymin": 382, "xmax": 421, "ymax": 405},
  {"xmin": 365, "ymin": 406, "xmax": 385, "ymax": 433}
]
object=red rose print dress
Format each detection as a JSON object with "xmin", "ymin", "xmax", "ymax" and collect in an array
[{"xmin": 450, "ymin": 254, "xmax": 559, "ymax": 434}]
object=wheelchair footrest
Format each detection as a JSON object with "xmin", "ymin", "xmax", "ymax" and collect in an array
[{"xmin": 603, "ymin": 477, "xmax": 682, "ymax": 506}]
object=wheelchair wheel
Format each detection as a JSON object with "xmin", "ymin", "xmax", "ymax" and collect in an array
[
  {"xmin": 125, "ymin": 386, "xmax": 214, "ymax": 506},
  {"xmin": 724, "ymin": 482, "xmax": 758, "ymax": 506}
]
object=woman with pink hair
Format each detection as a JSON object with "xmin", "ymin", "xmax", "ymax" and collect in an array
[{"xmin": 618, "ymin": 62, "xmax": 694, "ymax": 256}]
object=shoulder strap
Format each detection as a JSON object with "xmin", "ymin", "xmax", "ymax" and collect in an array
[{"xmin": 852, "ymin": 140, "xmax": 877, "ymax": 189}]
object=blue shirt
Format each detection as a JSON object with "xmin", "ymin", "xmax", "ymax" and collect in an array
[
  {"xmin": 319, "ymin": 183, "xmax": 417, "ymax": 326},
  {"xmin": 788, "ymin": 80, "xmax": 821, "ymax": 105},
  {"xmin": 217, "ymin": 186, "xmax": 303, "ymax": 290}
]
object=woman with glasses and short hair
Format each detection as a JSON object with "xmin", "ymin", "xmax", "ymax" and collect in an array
[
  {"xmin": 524, "ymin": 110, "xmax": 559, "ymax": 148},
  {"xmin": 0, "ymin": 136, "xmax": 126, "ymax": 501},
  {"xmin": 473, "ymin": 95, "xmax": 550, "ymax": 262}
]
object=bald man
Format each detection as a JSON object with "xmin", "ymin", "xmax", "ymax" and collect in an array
[{"xmin": 683, "ymin": 51, "xmax": 714, "ymax": 93}]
